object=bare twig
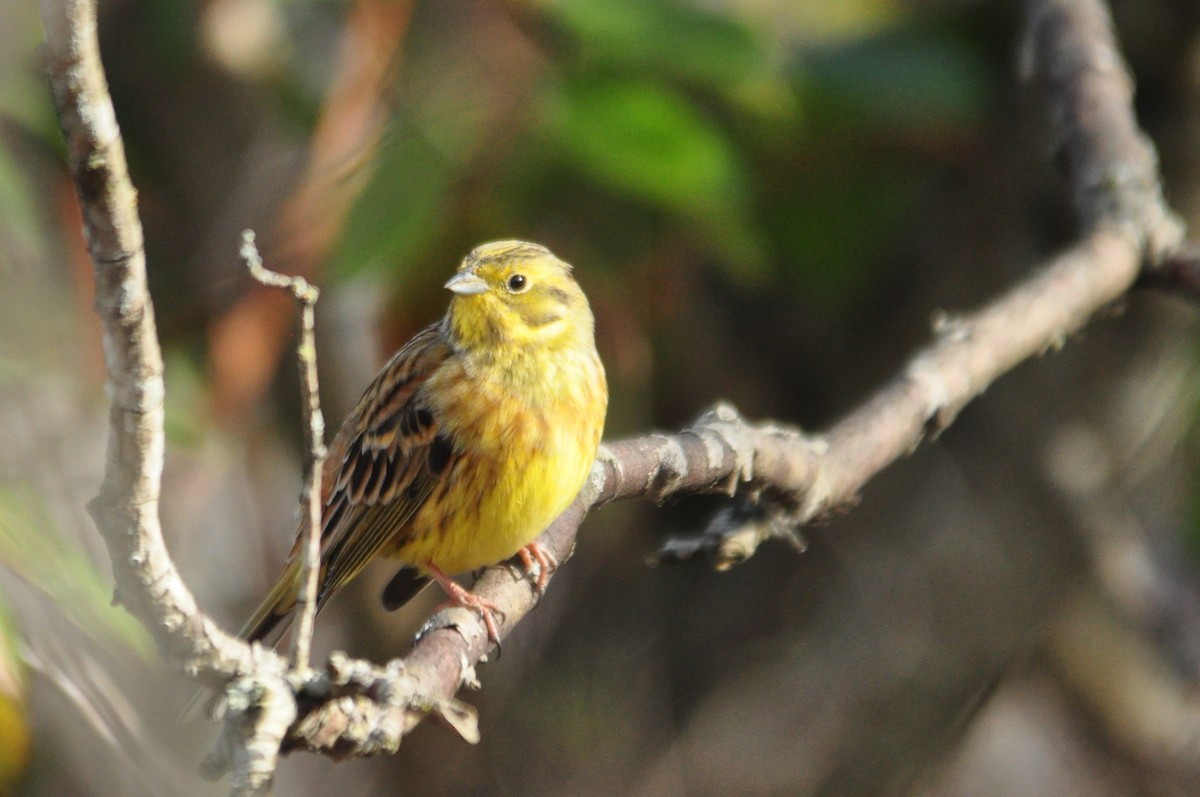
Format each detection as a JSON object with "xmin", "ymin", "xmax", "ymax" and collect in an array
[
  {"xmin": 239, "ymin": 230, "xmax": 327, "ymax": 675},
  {"xmin": 40, "ymin": 2, "xmax": 285, "ymax": 794}
]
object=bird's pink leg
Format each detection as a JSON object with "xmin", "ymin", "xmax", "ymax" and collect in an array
[{"xmin": 426, "ymin": 562, "xmax": 502, "ymax": 643}]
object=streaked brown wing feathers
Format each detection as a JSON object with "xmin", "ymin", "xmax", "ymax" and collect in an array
[{"xmin": 314, "ymin": 323, "xmax": 456, "ymax": 604}]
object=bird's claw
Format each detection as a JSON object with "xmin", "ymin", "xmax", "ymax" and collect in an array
[{"xmin": 518, "ymin": 542, "xmax": 559, "ymax": 598}]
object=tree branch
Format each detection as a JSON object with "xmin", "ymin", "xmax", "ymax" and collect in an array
[
  {"xmin": 38, "ymin": 0, "xmax": 259, "ymax": 685},
  {"xmin": 1022, "ymin": 0, "xmax": 1182, "ymax": 257},
  {"xmin": 281, "ymin": 0, "xmax": 1193, "ymax": 756},
  {"xmin": 40, "ymin": 2, "xmax": 285, "ymax": 793},
  {"xmin": 41, "ymin": 0, "xmax": 1199, "ymax": 785},
  {"xmin": 283, "ymin": 226, "xmax": 1145, "ymax": 754}
]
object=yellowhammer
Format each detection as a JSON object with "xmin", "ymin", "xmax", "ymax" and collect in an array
[{"xmin": 241, "ymin": 240, "xmax": 607, "ymax": 644}]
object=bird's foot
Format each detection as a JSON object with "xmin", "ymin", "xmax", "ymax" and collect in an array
[
  {"xmin": 428, "ymin": 563, "xmax": 503, "ymax": 644},
  {"xmin": 518, "ymin": 542, "xmax": 558, "ymax": 598}
]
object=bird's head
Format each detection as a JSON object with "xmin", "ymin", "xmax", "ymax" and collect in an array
[{"xmin": 444, "ymin": 240, "xmax": 594, "ymax": 354}]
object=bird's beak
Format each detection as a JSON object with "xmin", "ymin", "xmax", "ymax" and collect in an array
[{"xmin": 444, "ymin": 271, "xmax": 489, "ymax": 296}]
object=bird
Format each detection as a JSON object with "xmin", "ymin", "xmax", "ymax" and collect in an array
[{"xmin": 238, "ymin": 240, "xmax": 607, "ymax": 647}]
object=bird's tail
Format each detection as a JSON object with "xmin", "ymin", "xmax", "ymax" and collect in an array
[{"xmin": 237, "ymin": 556, "xmax": 302, "ymax": 646}]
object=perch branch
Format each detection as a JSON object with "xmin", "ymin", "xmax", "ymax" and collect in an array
[{"xmin": 280, "ymin": 0, "xmax": 1194, "ymax": 755}]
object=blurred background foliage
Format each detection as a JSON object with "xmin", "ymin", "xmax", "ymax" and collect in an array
[{"xmin": 4, "ymin": 0, "xmax": 1200, "ymax": 794}]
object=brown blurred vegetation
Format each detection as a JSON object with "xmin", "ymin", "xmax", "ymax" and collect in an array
[{"xmin": 4, "ymin": 0, "xmax": 1200, "ymax": 794}]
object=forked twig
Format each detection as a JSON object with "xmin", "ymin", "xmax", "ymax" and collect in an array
[{"xmin": 240, "ymin": 230, "xmax": 327, "ymax": 675}]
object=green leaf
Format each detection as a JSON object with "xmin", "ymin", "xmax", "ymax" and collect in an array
[
  {"xmin": 543, "ymin": 0, "xmax": 768, "ymax": 87},
  {"xmin": 544, "ymin": 78, "xmax": 738, "ymax": 214}
]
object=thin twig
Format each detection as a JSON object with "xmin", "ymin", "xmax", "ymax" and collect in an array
[{"xmin": 240, "ymin": 230, "xmax": 327, "ymax": 674}]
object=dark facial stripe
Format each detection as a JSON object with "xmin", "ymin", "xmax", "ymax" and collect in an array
[{"xmin": 522, "ymin": 310, "xmax": 565, "ymax": 328}]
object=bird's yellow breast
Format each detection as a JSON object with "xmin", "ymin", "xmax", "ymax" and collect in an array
[{"xmin": 391, "ymin": 346, "xmax": 606, "ymax": 575}]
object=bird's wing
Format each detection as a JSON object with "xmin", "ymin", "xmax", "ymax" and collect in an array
[
  {"xmin": 316, "ymin": 323, "xmax": 459, "ymax": 606},
  {"xmin": 238, "ymin": 322, "xmax": 458, "ymax": 643}
]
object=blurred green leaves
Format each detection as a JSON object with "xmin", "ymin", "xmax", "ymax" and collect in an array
[
  {"xmin": 328, "ymin": 0, "xmax": 993, "ymax": 305},
  {"xmin": 761, "ymin": 162, "xmax": 927, "ymax": 304},
  {"xmin": 542, "ymin": 0, "xmax": 769, "ymax": 88},
  {"xmin": 542, "ymin": 78, "xmax": 741, "ymax": 219},
  {"xmin": 534, "ymin": 0, "xmax": 786, "ymax": 276}
]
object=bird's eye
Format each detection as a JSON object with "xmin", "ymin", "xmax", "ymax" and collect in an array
[{"xmin": 506, "ymin": 274, "xmax": 529, "ymax": 293}]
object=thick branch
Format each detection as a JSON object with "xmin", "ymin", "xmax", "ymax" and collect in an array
[
  {"xmin": 41, "ymin": 2, "xmax": 285, "ymax": 793},
  {"xmin": 1023, "ymin": 0, "xmax": 1182, "ymax": 255},
  {"xmin": 39, "ymin": 0, "xmax": 259, "ymax": 684},
  {"xmin": 289, "ymin": 228, "xmax": 1144, "ymax": 752}
]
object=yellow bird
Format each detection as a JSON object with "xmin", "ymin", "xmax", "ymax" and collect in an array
[{"xmin": 241, "ymin": 240, "xmax": 607, "ymax": 644}]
